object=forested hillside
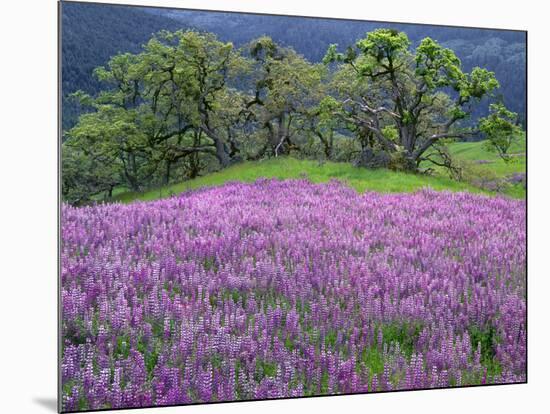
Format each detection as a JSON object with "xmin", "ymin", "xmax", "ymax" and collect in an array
[
  {"xmin": 61, "ymin": 3, "xmax": 183, "ymax": 127},
  {"xmin": 61, "ymin": 2, "xmax": 526, "ymax": 130}
]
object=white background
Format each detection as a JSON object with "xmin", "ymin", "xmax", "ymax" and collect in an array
[{"xmin": 0, "ymin": 0, "xmax": 547, "ymax": 412}]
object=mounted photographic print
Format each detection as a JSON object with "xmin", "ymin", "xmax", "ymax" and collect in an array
[{"xmin": 59, "ymin": 1, "xmax": 527, "ymax": 412}]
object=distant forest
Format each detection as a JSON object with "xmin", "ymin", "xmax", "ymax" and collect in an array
[{"xmin": 61, "ymin": 3, "xmax": 526, "ymax": 131}]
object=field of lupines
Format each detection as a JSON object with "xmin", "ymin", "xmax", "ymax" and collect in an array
[{"xmin": 61, "ymin": 179, "xmax": 526, "ymax": 411}]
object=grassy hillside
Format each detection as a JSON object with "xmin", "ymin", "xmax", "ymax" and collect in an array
[
  {"xmin": 437, "ymin": 137, "xmax": 526, "ymax": 198},
  {"xmin": 113, "ymin": 157, "xmax": 491, "ymax": 203},
  {"xmin": 446, "ymin": 136, "xmax": 526, "ymax": 176},
  {"xmin": 111, "ymin": 138, "xmax": 526, "ymax": 204}
]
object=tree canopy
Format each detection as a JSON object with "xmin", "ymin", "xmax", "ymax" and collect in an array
[
  {"xmin": 323, "ymin": 29, "xmax": 504, "ymax": 170},
  {"xmin": 63, "ymin": 28, "xmax": 523, "ymax": 204}
]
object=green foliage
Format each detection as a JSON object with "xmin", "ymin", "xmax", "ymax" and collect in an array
[
  {"xmin": 468, "ymin": 324, "xmax": 503, "ymax": 379},
  {"xmin": 382, "ymin": 126, "xmax": 398, "ymax": 141},
  {"xmin": 415, "ymin": 37, "xmax": 464, "ymax": 89},
  {"xmin": 357, "ymin": 347, "xmax": 385, "ymax": 377},
  {"xmin": 356, "ymin": 28, "xmax": 410, "ymax": 61},
  {"xmin": 63, "ymin": 29, "xmax": 251, "ymax": 203},
  {"xmin": 448, "ymin": 135, "xmax": 525, "ymax": 174},
  {"xmin": 61, "ymin": 143, "xmax": 120, "ymax": 205},
  {"xmin": 322, "ymin": 44, "xmax": 342, "ymax": 65},
  {"xmin": 246, "ymin": 36, "xmax": 326, "ymax": 157},
  {"xmin": 62, "ymin": 24, "xmax": 524, "ymax": 204},
  {"xmin": 137, "ymin": 336, "xmax": 161, "ymax": 379},
  {"xmin": 249, "ymin": 36, "xmax": 279, "ymax": 62},
  {"xmin": 318, "ymin": 96, "xmax": 342, "ymax": 118},
  {"xmin": 255, "ymin": 359, "xmax": 278, "ymax": 380},
  {"xmin": 462, "ymin": 67, "xmax": 500, "ymax": 99},
  {"xmin": 114, "ymin": 334, "xmax": 131, "ymax": 360},
  {"xmin": 320, "ymin": 370, "xmax": 330, "ymax": 394},
  {"xmin": 422, "ymin": 137, "xmax": 525, "ymax": 198},
  {"xmin": 324, "ymin": 330, "xmax": 338, "ymax": 348},
  {"xmin": 62, "ymin": 3, "xmax": 526, "ymax": 134},
  {"xmin": 284, "ymin": 336, "xmax": 295, "ymax": 351},
  {"xmin": 469, "ymin": 324, "xmax": 498, "ymax": 361},
  {"xmin": 323, "ymin": 29, "xmax": 516, "ymax": 174},
  {"xmin": 379, "ymin": 321, "xmax": 423, "ymax": 357},
  {"xmin": 479, "ymin": 103, "xmax": 522, "ymax": 162}
]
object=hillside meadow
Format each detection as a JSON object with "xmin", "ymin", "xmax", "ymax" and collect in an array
[
  {"xmin": 62, "ymin": 142, "xmax": 526, "ymax": 410},
  {"xmin": 110, "ymin": 138, "xmax": 526, "ymax": 204},
  {"xmin": 60, "ymin": 5, "xmax": 526, "ymax": 411},
  {"xmin": 61, "ymin": 179, "xmax": 526, "ymax": 410}
]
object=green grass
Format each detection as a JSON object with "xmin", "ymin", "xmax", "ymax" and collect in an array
[
  {"xmin": 112, "ymin": 136, "xmax": 526, "ymax": 204},
  {"xmin": 423, "ymin": 136, "xmax": 526, "ymax": 198},
  {"xmin": 113, "ymin": 157, "xmax": 490, "ymax": 203},
  {"xmin": 446, "ymin": 136, "xmax": 526, "ymax": 177}
]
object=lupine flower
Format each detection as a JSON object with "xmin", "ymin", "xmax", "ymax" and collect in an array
[{"xmin": 61, "ymin": 179, "xmax": 526, "ymax": 410}]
